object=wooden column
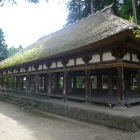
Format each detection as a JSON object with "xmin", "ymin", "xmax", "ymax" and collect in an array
[
  {"xmin": 137, "ymin": 69, "xmax": 140, "ymax": 97},
  {"xmin": 35, "ymin": 74, "xmax": 39, "ymax": 93},
  {"xmin": 54, "ymin": 73, "xmax": 59, "ymax": 93},
  {"xmin": 107, "ymin": 68, "xmax": 113, "ymax": 95},
  {"xmin": 6, "ymin": 77, "xmax": 9, "ymax": 89},
  {"xmin": 21, "ymin": 76, "xmax": 24, "ymax": 90},
  {"xmin": 85, "ymin": 69, "xmax": 91, "ymax": 100},
  {"xmin": 26, "ymin": 75, "xmax": 30, "ymax": 93},
  {"xmin": 1, "ymin": 77, "xmax": 4, "ymax": 88},
  {"xmin": 40, "ymin": 76, "xmax": 43, "ymax": 88},
  {"xmin": 11, "ymin": 76, "xmax": 15, "ymax": 89},
  {"xmin": 16, "ymin": 76, "xmax": 18, "ymax": 89},
  {"xmin": 73, "ymin": 74, "xmax": 76, "ymax": 89},
  {"xmin": 44, "ymin": 74, "xmax": 47, "ymax": 92},
  {"xmin": 124, "ymin": 69, "xmax": 130, "ymax": 94},
  {"xmin": 68, "ymin": 72, "xmax": 72, "ymax": 93},
  {"xmin": 18, "ymin": 76, "xmax": 20, "ymax": 92},
  {"xmin": 117, "ymin": 67, "xmax": 124, "ymax": 100},
  {"xmin": 47, "ymin": 73, "xmax": 52, "ymax": 98},
  {"xmin": 63, "ymin": 71, "xmax": 68, "ymax": 95},
  {"xmin": 97, "ymin": 69, "xmax": 102, "ymax": 91}
]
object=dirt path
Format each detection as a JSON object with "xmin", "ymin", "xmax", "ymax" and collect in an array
[{"xmin": 0, "ymin": 101, "xmax": 139, "ymax": 140}]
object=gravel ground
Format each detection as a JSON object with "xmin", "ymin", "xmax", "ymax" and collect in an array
[{"xmin": 0, "ymin": 101, "xmax": 140, "ymax": 140}]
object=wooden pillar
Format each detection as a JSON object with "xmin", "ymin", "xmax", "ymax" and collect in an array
[
  {"xmin": 85, "ymin": 69, "xmax": 91, "ymax": 100},
  {"xmin": 21, "ymin": 76, "xmax": 24, "ymax": 90},
  {"xmin": 40, "ymin": 76, "xmax": 43, "ymax": 88},
  {"xmin": 44, "ymin": 74, "xmax": 47, "ymax": 92},
  {"xmin": 11, "ymin": 76, "xmax": 15, "ymax": 89},
  {"xmin": 16, "ymin": 76, "xmax": 18, "ymax": 89},
  {"xmin": 107, "ymin": 68, "xmax": 113, "ymax": 95},
  {"xmin": 97, "ymin": 69, "xmax": 102, "ymax": 91},
  {"xmin": 68, "ymin": 72, "xmax": 72, "ymax": 93},
  {"xmin": 1, "ymin": 77, "xmax": 4, "ymax": 88},
  {"xmin": 137, "ymin": 69, "xmax": 140, "ymax": 97},
  {"xmin": 63, "ymin": 71, "xmax": 68, "ymax": 94},
  {"xmin": 47, "ymin": 73, "xmax": 52, "ymax": 98},
  {"xmin": 6, "ymin": 77, "xmax": 9, "ymax": 89},
  {"xmin": 18, "ymin": 76, "xmax": 20, "ymax": 92},
  {"xmin": 54, "ymin": 73, "xmax": 59, "ymax": 92},
  {"xmin": 117, "ymin": 67, "xmax": 124, "ymax": 100},
  {"xmin": 73, "ymin": 74, "xmax": 76, "ymax": 89},
  {"xmin": 35, "ymin": 74, "xmax": 39, "ymax": 93},
  {"xmin": 26, "ymin": 75, "xmax": 30, "ymax": 93},
  {"xmin": 124, "ymin": 68, "xmax": 130, "ymax": 94}
]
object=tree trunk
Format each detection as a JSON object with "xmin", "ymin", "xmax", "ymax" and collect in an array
[
  {"xmin": 132, "ymin": 0, "xmax": 137, "ymax": 24},
  {"xmin": 91, "ymin": 0, "xmax": 94, "ymax": 15}
]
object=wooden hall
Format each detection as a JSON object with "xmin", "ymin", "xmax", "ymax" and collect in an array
[{"xmin": 0, "ymin": 5, "xmax": 140, "ymax": 106}]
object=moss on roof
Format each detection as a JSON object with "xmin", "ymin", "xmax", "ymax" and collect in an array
[{"xmin": 0, "ymin": 7, "xmax": 137, "ymax": 69}]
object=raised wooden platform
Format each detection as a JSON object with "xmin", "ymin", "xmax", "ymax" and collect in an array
[{"xmin": 1, "ymin": 88, "xmax": 140, "ymax": 106}]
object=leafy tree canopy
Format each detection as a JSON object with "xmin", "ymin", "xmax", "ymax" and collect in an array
[
  {"xmin": 8, "ymin": 45, "xmax": 23, "ymax": 57},
  {"xmin": 66, "ymin": 0, "xmax": 140, "ymax": 26},
  {"xmin": 118, "ymin": 0, "xmax": 140, "ymax": 25},
  {"xmin": 0, "ymin": 28, "xmax": 8, "ymax": 61}
]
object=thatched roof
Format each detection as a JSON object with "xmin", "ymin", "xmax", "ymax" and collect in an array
[{"xmin": 0, "ymin": 5, "xmax": 138, "ymax": 69}]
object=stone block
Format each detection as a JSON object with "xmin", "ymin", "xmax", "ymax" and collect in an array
[
  {"xmin": 97, "ymin": 112, "xmax": 108, "ymax": 120},
  {"xmin": 93, "ymin": 118, "xmax": 98, "ymax": 123},
  {"xmin": 125, "ymin": 123, "xmax": 138, "ymax": 132},
  {"xmin": 99, "ymin": 120, "xmax": 105, "ymax": 125},
  {"xmin": 105, "ymin": 120, "xmax": 113, "ymax": 127},
  {"xmin": 125, "ymin": 117, "xmax": 135, "ymax": 123},
  {"xmin": 119, "ymin": 125, "xmax": 124, "ymax": 130},
  {"xmin": 89, "ymin": 112, "xmax": 97, "ymax": 123},
  {"xmin": 79, "ymin": 109, "xmax": 88, "ymax": 120},
  {"xmin": 114, "ymin": 116, "xmax": 125, "ymax": 125},
  {"xmin": 112, "ymin": 122, "xmax": 118, "ymax": 128},
  {"xmin": 135, "ymin": 117, "xmax": 140, "ymax": 128}
]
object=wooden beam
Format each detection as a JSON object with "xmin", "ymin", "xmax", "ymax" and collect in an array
[{"xmin": 2, "ymin": 63, "xmax": 140, "ymax": 77}]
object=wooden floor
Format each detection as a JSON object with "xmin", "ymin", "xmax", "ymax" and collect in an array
[{"xmin": 1, "ymin": 88, "xmax": 140, "ymax": 105}]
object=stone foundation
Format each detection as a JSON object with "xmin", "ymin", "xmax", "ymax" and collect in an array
[{"xmin": 0, "ymin": 92, "xmax": 140, "ymax": 132}]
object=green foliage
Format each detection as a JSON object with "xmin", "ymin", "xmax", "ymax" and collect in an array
[
  {"xmin": 66, "ymin": 0, "xmax": 122, "ymax": 26},
  {"xmin": 66, "ymin": 0, "xmax": 85, "ymax": 26},
  {"xmin": 0, "ymin": 28, "xmax": 8, "ymax": 61},
  {"xmin": 8, "ymin": 45, "xmax": 23, "ymax": 57},
  {"xmin": 66, "ymin": 0, "xmax": 140, "ymax": 26},
  {"xmin": 76, "ymin": 76, "xmax": 85, "ymax": 87},
  {"xmin": 133, "ymin": 28, "xmax": 140, "ymax": 38},
  {"xmin": 118, "ymin": 0, "xmax": 140, "ymax": 25}
]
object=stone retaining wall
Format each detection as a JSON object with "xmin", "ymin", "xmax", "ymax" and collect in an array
[{"xmin": 0, "ymin": 92, "xmax": 140, "ymax": 132}]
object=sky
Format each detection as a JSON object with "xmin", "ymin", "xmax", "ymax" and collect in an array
[{"xmin": 0, "ymin": 0, "xmax": 68, "ymax": 48}]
